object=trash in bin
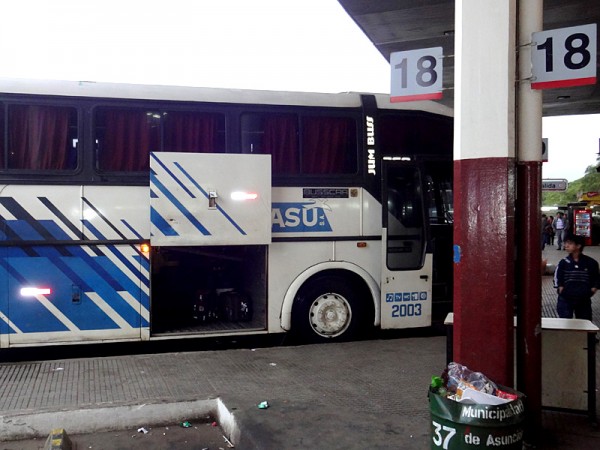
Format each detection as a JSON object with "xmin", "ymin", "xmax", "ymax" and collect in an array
[
  {"xmin": 429, "ymin": 362, "xmax": 525, "ymax": 450},
  {"xmin": 440, "ymin": 362, "xmax": 519, "ymax": 404}
]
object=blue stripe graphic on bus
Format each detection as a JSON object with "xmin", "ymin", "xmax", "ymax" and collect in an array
[
  {"xmin": 5, "ymin": 220, "xmax": 45, "ymax": 240},
  {"xmin": 79, "ymin": 223, "xmax": 150, "ymax": 289},
  {"xmin": 0, "ymin": 212, "xmax": 149, "ymax": 334},
  {"xmin": 38, "ymin": 197, "xmax": 83, "ymax": 239},
  {"xmin": 174, "ymin": 162, "xmax": 247, "ymax": 236},
  {"xmin": 82, "ymin": 198, "xmax": 130, "ymax": 240},
  {"xmin": 121, "ymin": 220, "xmax": 144, "ymax": 240},
  {"xmin": 272, "ymin": 202, "xmax": 332, "ymax": 232},
  {"xmin": 150, "ymin": 207, "xmax": 179, "ymax": 237},
  {"xmin": 151, "ymin": 153, "xmax": 196, "ymax": 199},
  {"xmin": 0, "ymin": 224, "xmax": 15, "ymax": 241},
  {"xmin": 150, "ymin": 171, "xmax": 211, "ymax": 236},
  {"xmin": 0, "ymin": 246, "xmax": 149, "ymax": 333},
  {"xmin": 15, "ymin": 256, "xmax": 124, "ymax": 330},
  {"xmin": 61, "ymin": 255, "xmax": 143, "ymax": 327},
  {"xmin": 13, "ymin": 267, "xmax": 115, "ymax": 331},
  {"xmin": 40, "ymin": 220, "xmax": 77, "ymax": 240},
  {"xmin": 67, "ymin": 245, "xmax": 150, "ymax": 320},
  {"xmin": 1, "ymin": 197, "xmax": 58, "ymax": 241},
  {"xmin": 1, "ymin": 257, "xmax": 76, "ymax": 332},
  {"xmin": 3, "ymin": 219, "xmax": 73, "ymax": 243}
]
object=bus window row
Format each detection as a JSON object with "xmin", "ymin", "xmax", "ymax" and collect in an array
[{"xmin": 0, "ymin": 102, "xmax": 358, "ymax": 175}]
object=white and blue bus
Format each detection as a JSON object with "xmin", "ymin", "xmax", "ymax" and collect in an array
[{"xmin": 0, "ymin": 79, "xmax": 453, "ymax": 348}]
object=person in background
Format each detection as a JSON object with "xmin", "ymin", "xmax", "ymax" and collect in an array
[
  {"xmin": 553, "ymin": 212, "xmax": 568, "ymax": 250},
  {"xmin": 541, "ymin": 214, "xmax": 547, "ymax": 250},
  {"xmin": 554, "ymin": 234, "xmax": 600, "ymax": 320},
  {"xmin": 547, "ymin": 215, "xmax": 555, "ymax": 246}
]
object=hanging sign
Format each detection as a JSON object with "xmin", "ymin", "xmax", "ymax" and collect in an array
[
  {"xmin": 390, "ymin": 47, "xmax": 443, "ymax": 102},
  {"xmin": 542, "ymin": 138, "xmax": 549, "ymax": 162},
  {"xmin": 531, "ymin": 24, "xmax": 597, "ymax": 89},
  {"xmin": 542, "ymin": 179, "xmax": 568, "ymax": 191}
]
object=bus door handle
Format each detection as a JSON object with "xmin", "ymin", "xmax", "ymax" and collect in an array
[
  {"xmin": 208, "ymin": 190, "xmax": 218, "ymax": 209},
  {"xmin": 420, "ymin": 275, "xmax": 429, "ymax": 281}
]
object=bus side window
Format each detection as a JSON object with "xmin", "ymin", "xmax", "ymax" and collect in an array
[
  {"xmin": 241, "ymin": 113, "xmax": 299, "ymax": 174},
  {"xmin": 301, "ymin": 116, "xmax": 358, "ymax": 174},
  {"xmin": 163, "ymin": 111, "xmax": 225, "ymax": 154},
  {"xmin": 95, "ymin": 108, "xmax": 161, "ymax": 172},
  {"xmin": 95, "ymin": 108, "xmax": 226, "ymax": 172},
  {"xmin": 6, "ymin": 104, "xmax": 78, "ymax": 171},
  {"xmin": 386, "ymin": 166, "xmax": 425, "ymax": 270},
  {"xmin": 424, "ymin": 165, "xmax": 454, "ymax": 225},
  {"xmin": 388, "ymin": 187, "xmax": 421, "ymax": 230}
]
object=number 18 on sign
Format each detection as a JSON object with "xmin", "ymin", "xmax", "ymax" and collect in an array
[
  {"xmin": 532, "ymin": 24, "xmax": 597, "ymax": 89},
  {"xmin": 391, "ymin": 47, "xmax": 443, "ymax": 102}
]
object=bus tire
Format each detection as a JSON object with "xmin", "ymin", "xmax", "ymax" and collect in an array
[{"xmin": 292, "ymin": 276, "xmax": 366, "ymax": 343}]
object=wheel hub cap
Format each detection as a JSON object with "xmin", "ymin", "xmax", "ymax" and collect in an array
[{"xmin": 309, "ymin": 293, "xmax": 351, "ymax": 337}]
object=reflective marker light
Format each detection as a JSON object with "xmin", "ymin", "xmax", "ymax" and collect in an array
[
  {"xmin": 231, "ymin": 191, "xmax": 258, "ymax": 201},
  {"xmin": 21, "ymin": 287, "xmax": 51, "ymax": 296},
  {"xmin": 140, "ymin": 242, "xmax": 151, "ymax": 253}
]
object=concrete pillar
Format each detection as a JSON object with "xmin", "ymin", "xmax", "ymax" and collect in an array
[
  {"xmin": 516, "ymin": 0, "xmax": 543, "ymax": 441},
  {"xmin": 453, "ymin": 0, "xmax": 517, "ymax": 385}
]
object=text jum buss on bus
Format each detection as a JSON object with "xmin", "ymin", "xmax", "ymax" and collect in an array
[{"xmin": 0, "ymin": 79, "xmax": 453, "ymax": 348}]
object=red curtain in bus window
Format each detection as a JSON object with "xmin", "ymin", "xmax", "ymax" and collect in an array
[
  {"xmin": 163, "ymin": 112, "xmax": 219, "ymax": 153},
  {"xmin": 100, "ymin": 110, "xmax": 159, "ymax": 171},
  {"xmin": 302, "ymin": 117, "xmax": 353, "ymax": 174},
  {"xmin": 8, "ymin": 105, "xmax": 71, "ymax": 170},
  {"xmin": 263, "ymin": 115, "xmax": 299, "ymax": 174}
]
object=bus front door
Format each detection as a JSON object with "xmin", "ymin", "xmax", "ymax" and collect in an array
[{"xmin": 380, "ymin": 161, "xmax": 433, "ymax": 329}]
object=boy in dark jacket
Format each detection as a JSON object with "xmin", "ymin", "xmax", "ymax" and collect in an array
[{"xmin": 554, "ymin": 234, "xmax": 600, "ymax": 320}]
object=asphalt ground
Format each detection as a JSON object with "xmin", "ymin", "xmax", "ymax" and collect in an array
[{"xmin": 0, "ymin": 245, "xmax": 599, "ymax": 449}]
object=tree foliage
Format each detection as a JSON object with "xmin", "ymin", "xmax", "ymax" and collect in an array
[{"xmin": 543, "ymin": 165, "xmax": 600, "ymax": 207}]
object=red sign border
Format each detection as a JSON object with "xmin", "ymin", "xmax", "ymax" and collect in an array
[
  {"xmin": 390, "ymin": 92, "xmax": 443, "ymax": 103},
  {"xmin": 532, "ymin": 76, "xmax": 597, "ymax": 90}
]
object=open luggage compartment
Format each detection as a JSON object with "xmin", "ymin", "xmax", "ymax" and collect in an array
[{"xmin": 150, "ymin": 245, "xmax": 267, "ymax": 335}]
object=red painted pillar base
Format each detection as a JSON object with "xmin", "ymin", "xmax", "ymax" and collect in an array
[
  {"xmin": 453, "ymin": 157, "xmax": 515, "ymax": 386},
  {"xmin": 516, "ymin": 161, "xmax": 542, "ymax": 436}
]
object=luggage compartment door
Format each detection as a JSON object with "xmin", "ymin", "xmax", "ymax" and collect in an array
[{"xmin": 150, "ymin": 152, "xmax": 271, "ymax": 246}]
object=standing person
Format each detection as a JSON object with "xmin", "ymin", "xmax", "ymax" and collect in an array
[
  {"xmin": 553, "ymin": 212, "xmax": 568, "ymax": 250},
  {"xmin": 553, "ymin": 234, "xmax": 600, "ymax": 320},
  {"xmin": 541, "ymin": 214, "xmax": 547, "ymax": 250},
  {"xmin": 547, "ymin": 215, "xmax": 555, "ymax": 246}
]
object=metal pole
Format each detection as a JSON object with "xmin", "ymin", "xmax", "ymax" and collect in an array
[{"xmin": 516, "ymin": 0, "xmax": 543, "ymax": 444}]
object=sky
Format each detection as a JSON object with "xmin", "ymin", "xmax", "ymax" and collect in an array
[
  {"xmin": 542, "ymin": 114, "xmax": 599, "ymax": 181},
  {"xmin": 0, "ymin": 0, "xmax": 598, "ymax": 182}
]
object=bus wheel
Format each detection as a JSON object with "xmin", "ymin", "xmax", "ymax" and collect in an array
[{"xmin": 292, "ymin": 277, "xmax": 365, "ymax": 343}]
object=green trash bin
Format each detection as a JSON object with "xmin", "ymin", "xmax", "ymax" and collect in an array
[{"xmin": 429, "ymin": 386, "xmax": 525, "ymax": 450}]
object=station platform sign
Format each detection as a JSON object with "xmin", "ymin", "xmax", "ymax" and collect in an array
[{"xmin": 542, "ymin": 179, "xmax": 568, "ymax": 191}]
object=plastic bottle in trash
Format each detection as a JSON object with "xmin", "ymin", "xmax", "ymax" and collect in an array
[
  {"xmin": 430, "ymin": 375, "xmax": 448, "ymax": 397},
  {"xmin": 444, "ymin": 362, "xmax": 497, "ymax": 395}
]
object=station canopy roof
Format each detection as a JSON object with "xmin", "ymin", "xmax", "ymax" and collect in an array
[{"xmin": 338, "ymin": 0, "xmax": 600, "ymax": 117}]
